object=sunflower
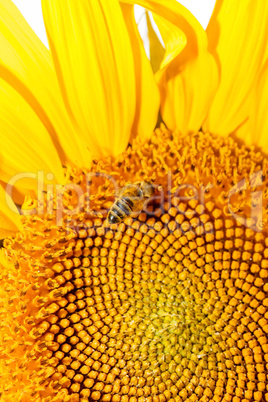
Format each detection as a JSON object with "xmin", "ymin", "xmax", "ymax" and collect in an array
[{"xmin": 0, "ymin": 0, "xmax": 268, "ymax": 401}]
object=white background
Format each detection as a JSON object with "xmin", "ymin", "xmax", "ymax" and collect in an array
[{"xmin": 11, "ymin": 0, "xmax": 216, "ymax": 49}]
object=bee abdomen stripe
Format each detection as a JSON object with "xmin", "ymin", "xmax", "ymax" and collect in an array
[
  {"xmin": 116, "ymin": 199, "xmax": 132, "ymax": 215},
  {"xmin": 111, "ymin": 204, "xmax": 124, "ymax": 219},
  {"xmin": 124, "ymin": 197, "xmax": 134, "ymax": 208}
]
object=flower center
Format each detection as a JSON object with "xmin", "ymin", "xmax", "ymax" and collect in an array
[{"xmin": 1, "ymin": 128, "xmax": 268, "ymax": 402}]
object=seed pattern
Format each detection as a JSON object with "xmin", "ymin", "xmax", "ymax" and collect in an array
[{"xmin": 0, "ymin": 128, "xmax": 268, "ymax": 401}]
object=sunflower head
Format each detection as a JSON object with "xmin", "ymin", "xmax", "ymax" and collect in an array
[{"xmin": 1, "ymin": 126, "xmax": 268, "ymax": 401}]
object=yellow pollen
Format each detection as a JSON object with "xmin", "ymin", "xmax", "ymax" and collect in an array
[{"xmin": 0, "ymin": 127, "xmax": 268, "ymax": 401}]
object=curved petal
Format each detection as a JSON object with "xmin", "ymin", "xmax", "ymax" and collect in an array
[
  {"xmin": 0, "ymin": 0, "xmax": 89, "ymax": 167},
  {"xmin": 248, "ymin": 61, "xmax": 268, "ymax": 150},
  {"xmin": 0, "ymin": 183, "xmax": 22, "ymax": 238},
  {"xmin": 0, "ymin": 78, "xmax": 64, "ymax": 193},
  {"xmin": 151, "ymin": 13, "xmax": 186, "ymax": 73},
  {"xmin": 121, "ymin": 0, "xmax": 205, "ymax": 49},
  {"xmin": 159, "ymin": 42, "xmax": 218, "ymax": 134},
  {"xmin": 146, "ymin": 11, "xmax": 165, "ymax": 74},
  {"xmin": 153, "ymin": 2, "xmax": 218, "ymax": 134},
  {"xmin": 42, "ymin": 0, "xmax": 136, "ymax": 158},
  {"xmin": 121, "ymin": 4, "xmax": 160, "ymax": 142},
  {"xmin": 204, "ymin": 0, "xmax": 268, "ymax": 136},
  {"xmin": 121, "ymin": 0, "xmax": 219, "ymax": 135}
]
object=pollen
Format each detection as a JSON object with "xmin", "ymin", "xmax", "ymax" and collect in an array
[{"xmin": 1, "ymin": 127, "xmax": 268, "ymax": 401}]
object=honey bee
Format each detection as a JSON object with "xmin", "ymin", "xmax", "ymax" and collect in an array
[{"xmin": 107, "ymin": 181, "xmax": 154, "ymax": 224}]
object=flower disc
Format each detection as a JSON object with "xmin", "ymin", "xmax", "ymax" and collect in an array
[{"xmin": 1, "ymin": 128, "xmax": 268, "ymax": 402}]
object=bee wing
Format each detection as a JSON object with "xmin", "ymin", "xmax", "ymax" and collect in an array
[
  {"xmin": 114, "ymin": 187, "xmax": 125, "ymax": 198},
  {"xmin": 115, "ymin": 183, "xmax": 140, "ymax": 198}
]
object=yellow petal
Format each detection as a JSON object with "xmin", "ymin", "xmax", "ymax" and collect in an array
[
  {"xmin": 152, "ymin": 1, "xmax": 218, "ymax": 134},
  {"xmin": 121, "ymin": 0, "xmax": 204, "ymax": 48},
  {"xmin": 248, "ymin": 61, "xmax": 268, "ymax": 150},
  {"xmin": 152, "ymin": 13, "xmax": 186, "ymax": 73},
  {"xmin": 160, "ymin": 50, "xmax": 218, "ymax": 134},
  {"xmin": 0, "ymin": 78, "xmax": 64, "ymax": 193},
  {"xmin": 0, "ymin": 0, "xmax": 89, "ymax": 167},
  {"xmin": 42, "ymin": 0, "xmax": 136, "ymax": 158},
  {"xmin": 0, "ymin": 183, "xmax": 22, "ymax": 238},
  {"xmin": 121, "ymin": 4, "xmax": 160, "ymax": 142},
  {"xmin": 121, "ymin": 0, "xmax": 218, "ymax": 135},
  {"xmin": 204, "ymin": 0, "xmax": 268, "ymax": 136},
  {"xmin": 146, "ymin": 11, "xmax": 165, "ymax": 74},
  {"xmin": 121, "ymin": 0, "xmax": 189, "ymax": 72}
]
